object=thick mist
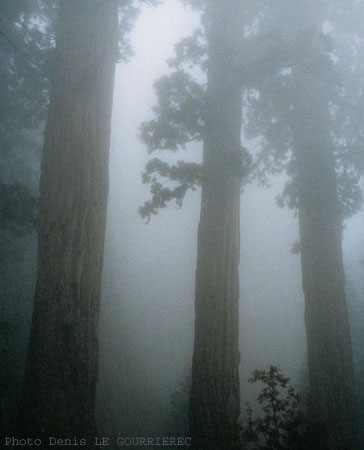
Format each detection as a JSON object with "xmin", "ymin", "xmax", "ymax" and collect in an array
[
  {"xmin": 96, "ymin": 0, "xmax": 362, "ymax": 434},
  {"xmin": 3, "ymin": 0, "xmax": 364, "ymax": 447}
]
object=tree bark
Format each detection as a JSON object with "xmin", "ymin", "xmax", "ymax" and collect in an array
[
  {"xmin": 18, "ymin": 1, "xmax": 118, "ymax": 445},
  {"xmin": 189, "ymin": 2, "xmax": 244, "ymax": 449},
  {"xmin": 293, "ymin": 95, "xmax": 359, "ymax": 448}
]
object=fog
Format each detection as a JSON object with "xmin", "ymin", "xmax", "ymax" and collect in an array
[
  {"xmin": 3, "ymin": 0, "xmax": 364, "ymax": 448},
  {"xmin": 98, "ymin": 0, "xmax": 361, "ymax": 435}
]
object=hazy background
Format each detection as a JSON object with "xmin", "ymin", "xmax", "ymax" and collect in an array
[{"xmin": 96, "ymin": 0, "xmax": 364, "ymax": 437}]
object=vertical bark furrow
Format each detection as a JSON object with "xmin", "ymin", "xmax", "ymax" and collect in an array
[
  {"xmin": 294, "ymin": 101, "xmax": 358, "ymax": 447},
  {"xmin": 189, "ymin": 2, "xmax": 244, "ymax": 449},
  {"xmin": 19, "ymin": 1, "xmax": 119, "ymax": 445}
]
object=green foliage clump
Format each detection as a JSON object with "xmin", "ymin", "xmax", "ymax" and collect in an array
[
  {"xmin": 138, "ymin": 20, "xmax": 207, "ymax": 220},
  {"xmin": 139, "ymin": 159, "xmax": 202, "ymax": 220},
  {"xmin": 241, "ymin": 366, "xmax": 327, "ymax": 450}
]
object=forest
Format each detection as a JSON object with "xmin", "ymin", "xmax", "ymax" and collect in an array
[{"xmin": 1, "ymin": 0, "xmax": 364, "ymax": 449}]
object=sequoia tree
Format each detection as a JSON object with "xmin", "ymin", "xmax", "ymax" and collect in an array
[
  {"xmin": 240, "ymin": 2, "xmax": 364, "ymax": 447},
  {"xmin": 189, "ymin": 2, "xmax": 245, "ymax": 449},
  {"xmin": 18, "ymin": 0, "xmax": 119, "ymax": 443},
  {"xmin": 140, "ymin": 1, "xmax": 246, "ymax": 449},
  {"xmin": 292, "ymin": 38, "xmax": 357, "ymax": 446},
  {"xmin": 290, "ymin": 45, "xmax": 358, "ymax": 449},
  {"xmin": 0, "ymin": 0, "xmax": 54, "ymax": 434}
]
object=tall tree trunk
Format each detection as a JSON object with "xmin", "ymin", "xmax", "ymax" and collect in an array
[
  {"xmin": 18, "ymin": 1, "xmax": 118, "ymax": 444},
  {"xmin": 293, "ymin": 99, "xmax": 359, "ymax": 448},
  {"xmin": 189, "ymin": 2, "xmax": 244, "ymax": 449}
]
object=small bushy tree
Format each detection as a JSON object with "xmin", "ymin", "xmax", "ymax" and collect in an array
[{"xmin": 241, "ymin": 366, "xmax": 328, "ymax": 450}]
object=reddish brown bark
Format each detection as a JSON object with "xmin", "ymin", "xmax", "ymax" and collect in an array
[
  {"xmin": 19, "ymin": 1, "xmax": 119, "ymax": 445},
  {"xmin": 293, "ymin": 94, "xmax": 359, "ymax": 448},
  {"xmin": 189, "ymin": 2, "xmax": 244, "ymax": 449}
]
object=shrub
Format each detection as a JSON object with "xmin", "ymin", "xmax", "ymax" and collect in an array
[{"xmin": 241, "ymin": 365, "xmax": 327, "ymax": 450}]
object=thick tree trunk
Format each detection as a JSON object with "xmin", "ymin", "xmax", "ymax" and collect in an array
[
  {"xmin": 18, "ymin": 1, "xmax": 118, "ymax": 445},
  {"xmin": 294, "ymin": 106, "xmax": 358, "ymax": 448},
  {"xmin": 189, "ymin": 2, "xmax": 244, "ymax": 450}
]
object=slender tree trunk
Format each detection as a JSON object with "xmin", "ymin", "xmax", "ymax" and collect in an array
[
  {"xmin": 293, "ymin": 102, "xmax": 359, "ymax": 448},
  {"xmin": 18, "ymin": 1, "xmax": 118, "ymax": 445},
  {"xmin": 189, "ymin": 2, "xmax": 244, "ymax": 449}
]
